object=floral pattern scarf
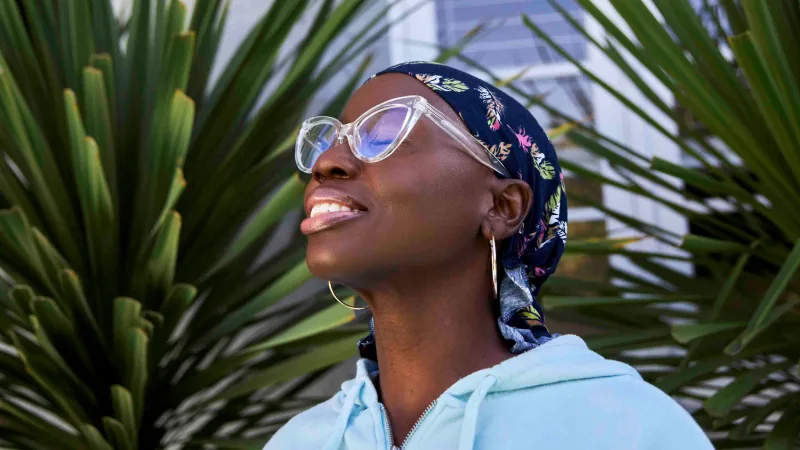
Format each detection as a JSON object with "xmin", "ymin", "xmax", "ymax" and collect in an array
[{"xmin": 358, "ymin": 62, "xmax": 567, "ymax": 358}]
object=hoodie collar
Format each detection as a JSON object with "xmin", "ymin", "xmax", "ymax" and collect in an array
[
  {"xmin": 344, "ymin": 335, "xmax": 640, "ymax": 406},
  {"xmin": 446, "ymin": 335, "xmax": 639, "ymax": 397},
  {"xmin": 328, "ymin": 335, "xmax": 640, "ymax": 450}
]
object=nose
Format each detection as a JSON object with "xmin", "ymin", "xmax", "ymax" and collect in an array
[{"xmin": 312, "ymin": 140, "xmax": 362, "ymax": 183}]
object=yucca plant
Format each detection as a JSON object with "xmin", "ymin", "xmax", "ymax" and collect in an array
[
  {"xmin": 463, "ymin": 0, "xmax": 800, "ymax": 448},
  {"xmin": 0, "ymin": 0, "xmax": 399, "ymax": 448}
]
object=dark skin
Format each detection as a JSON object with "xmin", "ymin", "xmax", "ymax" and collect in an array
[{"xmin": 302, "ymin": 73, "xmax": 533, "ymax": 444}]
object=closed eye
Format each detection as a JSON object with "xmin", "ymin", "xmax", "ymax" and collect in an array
[{"xmin": 367, "ymin": 137, "xmax": 394, "ymax": 146}]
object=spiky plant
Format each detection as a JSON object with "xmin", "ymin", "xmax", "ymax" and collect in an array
[
  {"xmin": 486, "ymin": 0, "xmax": 800, "ymax": 448},
  {"xmin": 0, "ymin": 0, "xmax": 394, "ymax": 448}
]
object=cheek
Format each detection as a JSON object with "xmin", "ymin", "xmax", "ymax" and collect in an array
[{"xmin": 367, "ymin": 154, "xmax": 485, "ymax": 258}]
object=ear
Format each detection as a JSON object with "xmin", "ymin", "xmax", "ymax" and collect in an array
[{"xmin": 481, "ymin": 178, "xmax": 533, "ymax": 240}]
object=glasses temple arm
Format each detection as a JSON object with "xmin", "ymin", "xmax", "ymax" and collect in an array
[{"xmin": 420, "ymin": 103, "xmax": 510, "ymax": 178}]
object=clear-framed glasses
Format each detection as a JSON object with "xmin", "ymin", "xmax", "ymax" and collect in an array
[{"xmin": 295, "ymin": 95, "xmax": 510, "ymax": 178}]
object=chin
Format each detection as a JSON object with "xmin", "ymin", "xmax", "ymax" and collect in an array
[{"xmin": 305, "ymin": 237, "xmax": 369, "ymax": 283}]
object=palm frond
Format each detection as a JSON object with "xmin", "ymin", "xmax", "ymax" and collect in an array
[{"xmin": 0, "ymin": 0, "xmax": 388, "ymax": 447}]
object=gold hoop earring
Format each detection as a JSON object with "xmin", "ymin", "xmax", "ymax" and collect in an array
[
  {"xmin": 490, "ymin": 233, "xmax": 498, "ymax": 299},
  {"xmin": 328, "ymin": 281, "xmax": 368, "ymax": 311}
]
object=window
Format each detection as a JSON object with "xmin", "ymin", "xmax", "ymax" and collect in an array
[{"xmin": 435, "ymin": 0, "xmax": 586, "ymax": 71}]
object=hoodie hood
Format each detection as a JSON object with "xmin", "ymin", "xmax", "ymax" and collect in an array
[
  {"xmin": 266, "ymin": 335, "xmax": 714, "ymax": 450},
  {"xmin": 343, "ymin": 335, "xmax": 638, "ymax": 405},
  {"xmin": 322, "ymin": 336, "xmax": 641, "ymax": 450},
  {"xmin": 445, "ymin": 335, "xmax": 639, "ymax": 395}
]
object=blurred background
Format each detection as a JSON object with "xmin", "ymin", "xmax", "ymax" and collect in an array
[{"xmin": 1, "ymin": 0, "xmax": 798, "ymax": 448}]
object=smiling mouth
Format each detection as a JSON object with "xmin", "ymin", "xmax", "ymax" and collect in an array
[{"xmin": 301, "ymin": 201, "xmax": 367, "ymax": 235}]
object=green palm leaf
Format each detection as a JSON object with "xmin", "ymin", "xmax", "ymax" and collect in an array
[{"xmin": 0, "ymin": 0, "xmax": 389, "ymax": 447}]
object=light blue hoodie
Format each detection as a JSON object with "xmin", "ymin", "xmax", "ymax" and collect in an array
[{"xmin": 264, "ymin": 335, "xmax": 713, "ymax": 450}]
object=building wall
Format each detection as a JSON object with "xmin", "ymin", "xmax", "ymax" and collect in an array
[
  {"xmin": 583, "ymin": 0, "xmax": 691, "ymax": 278},
  {"xmin": 435, "ymin": 0, "xmax": 586, "ymax": 69}
]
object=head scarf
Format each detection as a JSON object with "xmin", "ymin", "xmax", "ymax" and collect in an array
[{"xmin": 357, "ymin": 62, "xmax": 568, "ymax": 357}]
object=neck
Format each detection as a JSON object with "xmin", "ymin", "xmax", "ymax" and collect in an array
[{"xmin": 359, "ymin": 255, "xmax": 511, "ymax": 445}]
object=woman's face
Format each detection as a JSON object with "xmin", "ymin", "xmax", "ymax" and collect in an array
[{"xmin": 302, "ymin": 73, "xmax": 497, "ymax": 286}]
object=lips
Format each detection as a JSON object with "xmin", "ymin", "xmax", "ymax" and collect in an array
[{"xmin": 301, "ymin": 187, "xmax": 368, "ymax": 235}]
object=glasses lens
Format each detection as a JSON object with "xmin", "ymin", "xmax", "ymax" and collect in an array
[
  {"xmin": 357, "ymin": 107, "xmax": 409, "ymax": 159},
  {"xmin": 298, "ymin": 122, "xmax": 338, "ymax": 170}
]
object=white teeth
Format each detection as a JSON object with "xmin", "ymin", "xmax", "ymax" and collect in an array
[{"xmin": 309, "ymin": 202, "xmax": 361, "ymax": 218}]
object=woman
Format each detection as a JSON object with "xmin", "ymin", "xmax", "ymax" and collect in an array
[{"xmin": 265, "ymin": 62, "xmax": 712, "ymax": 450}]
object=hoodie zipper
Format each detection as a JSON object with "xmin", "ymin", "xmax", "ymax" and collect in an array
[
  {"xmin": 381, "ymin": 400, "xmax": 437, "ymax": 450},
  {"xmin": 381, "ymin": 405, "xmax": 396, "ymax": 450}
]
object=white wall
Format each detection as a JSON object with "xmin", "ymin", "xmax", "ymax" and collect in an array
[{"xmin": 583, "ymin": 0, "xmax": 691, "ymax": 278}]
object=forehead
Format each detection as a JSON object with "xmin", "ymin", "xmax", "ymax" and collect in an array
[{"xmin": 341, "ymin": 73, "xmax": 460, "ymax": 124}]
